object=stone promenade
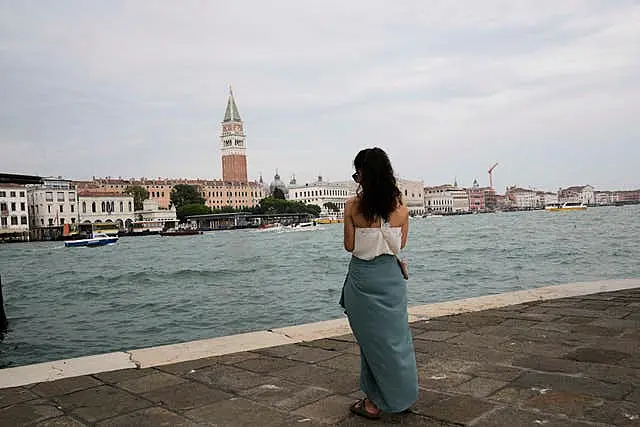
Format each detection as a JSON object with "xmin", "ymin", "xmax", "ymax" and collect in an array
[{"xmin": 2, "ymin": 287, "xmax": 639, "ymax": 426}]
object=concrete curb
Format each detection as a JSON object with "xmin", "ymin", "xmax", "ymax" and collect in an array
[{"xmin": 2, "ymin": 278, "xmax": 639, "ymax": 389}]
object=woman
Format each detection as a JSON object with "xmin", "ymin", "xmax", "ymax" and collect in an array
[{"xmin": 341, "ymin": 147, "xmax": 418, "ymax": 419}]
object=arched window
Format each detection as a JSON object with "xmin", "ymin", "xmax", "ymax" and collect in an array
[
  {"xmin": 120, "ymin": 201, "xmax": 124, "ymax": 212},
  {"xmin": 92, "ymin": 202, "xmax": 96, "ymax": 213},
  {"xmin": 101, "ymin": 201, "xmax": 105, "ymax": 212},
  {"xmin": 82, "ymin": 201, "xmax": 86, "ymax": 213},
  {"xmin": 128, "ymin": 202, "xmax": 132, "ymax": 211}
]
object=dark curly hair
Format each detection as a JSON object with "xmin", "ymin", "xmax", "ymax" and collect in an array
[{"xmin": 353, "ymin": 147, "xmax": 402, "ymax": 223}]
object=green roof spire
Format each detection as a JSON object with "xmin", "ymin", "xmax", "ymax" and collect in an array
[{"xmin": 223, "ymin": 85, "xmax": 242, "ymax": 122}]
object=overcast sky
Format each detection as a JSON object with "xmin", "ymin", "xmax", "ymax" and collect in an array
[{"xmin": 1, "ymin": 1, "xmax": 639, "ymax": 192}]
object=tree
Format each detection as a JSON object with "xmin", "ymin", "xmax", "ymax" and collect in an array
[
  {"xmin": 323, "ymin": 202, "xmax": 340, "ymax": 213},
  {"xmin": 272, "ymin": 187, "xmax": 286, "ymax": 200},
  {"xmin": 176, "ymin": 203, "xmax": 211, "ymax": 222},
  {"xmin": 124, "ymin": 185, "xmax": 149, "ymax": 211},
  {"xmin": 170, "ymin": 184, "xmax": 205, "ymax": 210}
]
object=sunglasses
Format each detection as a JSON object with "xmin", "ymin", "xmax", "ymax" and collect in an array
[{"xmin": 352, "ymin": 172, "xmax": 359, "ymax": 182}]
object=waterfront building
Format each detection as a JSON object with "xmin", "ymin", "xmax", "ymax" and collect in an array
[
  {"xmin": 269, "ymin": 171, "xmax": 289, "ymax": 198},
  {"xmin": 540, "ymin": 192, "xmax": 559, "ymax": 207},
  {"xmin": 398, "ymin": 179, "xmax": 425, "ymax": 216},
  {"xmin": 0, "ymin": 183, "xmax": 29, "ymax": 240},
  {"xmin": 287, "ymin": 176, "xmax": 355, "ymax": 217},
  {"xmin": 559, "ymin": 185, "xmax": 595, "ymax": 206},
  {"xmin": 27, "ymin": 177, "xmax": 77, "ymax": 228},
  {"xmin": 424, "ymin": 184, "xmax": 470, "ymax": 214},
  {"xmin": 594, "ymin": 191, "xmax": 613, "ymax": 206},
  {"xmin": 221, "ymin": 87, "xmax": 248, "ymax": 183},
  {"xmin": 467, "ymin": 180, "xmax": 486, "ymax": 212},
  {"xmin": 505, "ymin": 187, "xmax": 539, "ymax": 210},
  {"xmin": 78, "ymin": 192, "xmax": 135, "ymax": 231},
  {"xmin": 135, "ymin": 199, "xmax": 177, "ymax": 222},
  {"xmin": 613, "ymin": 189, "xmax": 640, "ymax": 204}
]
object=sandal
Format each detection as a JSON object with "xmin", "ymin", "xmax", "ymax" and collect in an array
[{"xmin": 350, "ymin": 398, "xmax": 382, "ymax": 420}]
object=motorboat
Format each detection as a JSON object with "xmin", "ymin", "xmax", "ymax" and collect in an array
[
  {"xmin": 160, "ymin": 228, "xmax": 202, "ymax": 236},
  {"xmin": 64, "ymin": 233, "xmax": 118, "ymax": 247},
  {"xmin": 545, "ymin": 202, "xmax": 587, "ymax": 212}
]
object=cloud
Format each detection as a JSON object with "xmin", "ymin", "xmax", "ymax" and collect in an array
[{"xmin": 0, "ymin": 0, "xmax": 638, "ymax": 190}]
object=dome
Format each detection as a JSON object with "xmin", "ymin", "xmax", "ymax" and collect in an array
[{"xmin": 269, "ymin": 171, "xmax": 288, "ymax": 196}]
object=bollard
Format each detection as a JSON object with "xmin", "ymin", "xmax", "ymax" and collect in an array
[{"xmin": 0, "ymin": 274, "xmax": 7, "ymax": 333}]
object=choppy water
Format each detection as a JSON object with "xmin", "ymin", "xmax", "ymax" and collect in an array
[{"xmin": 1, "ymin": 205, "xmax": 639, "ymax": 368}]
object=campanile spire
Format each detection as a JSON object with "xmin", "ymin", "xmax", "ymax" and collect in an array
[{"xmin": 220, "ymin": 86, "xmax": 248, "ymax": 182}]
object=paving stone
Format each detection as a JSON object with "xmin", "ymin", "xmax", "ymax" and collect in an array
[
  {"xmin": 116, "ymin": 371, "xmax": 186, "ymax": 394},
  {"xmin": 31, "ymin": 376, "xmax": 103, "ymax": 398},
  {"xmin": 337, "ymin": 411, "xmax": 454, "ymax": 426},
  {"xmin": 274, "ymin": 364, "xmax": 360, "ymax": 394},
  {"xmin": 579, "ymin": 363, "xmax": 640, "ymax": 387},
  {"xmin": 232, "ymin": 355, "xmax": 304, "ymax": 373},
  {"xmin": 318, "ymin": 352, "xmax": 361, "ymax": 372},
  {"xmin": 93, "ymin": 368, "xmax": 157, "ymax": 384},
  {"xmin": 473, "ymin": 407, "xmax": 598, "ymax": 427},
  {"xmin": 185, "ymin": 397, "xmax": 300, "ymax": 426},
  {"xmin": 531, "ymin": 321, "xmax": 572, "ymax": 333},
  {"xmin": 465, "ymin": 364, "xmax": 524, "ymax": 382},
  {"xmin": 331, "ymin": 333, "xmax": 357, "ymax": 343},
  {"xmin": 563, "ymin": 347, "xmax": 631, "ymax": 364},
  {"xmin": 286, "ymin": 346, "xmax": 341, "ymax": 363},
  {"xmin": 300, "ymin": 338, "xmax": 355, "ymax": 352},
  {"xmin": 239, "ymin": 379, "xmax": 332, "ymax": 411},
  {"xmin": 561, "ymin": 315, "xmax": 604, "ymax": 324},
  {"xmin": 35, "ymin": 416, "xmax": 88, "ymax": 426},
  {"xmin": 213, "ymin": 351, "xmax": 261, "ymax": 365},
  {"xmin": 453, "ymin": 313, "xmax": 505, "ymax": 327},
  {"xmin": 488, "ymin": 386, "xmax": 540, "ymax": 404},
  {"xmin": 96, "ymin": 407, "xmax": 198, "ymax": 427},
  {"xmin": 292, "ymin": 394, "xmax": 355, "ymax": 424},
  {"xmin": 409, "ymin": 389, "xmax": 451, "ymax": 415},
  {"xmin": 448, "ymin": 332, "xmax": 509, "ymax": 348},
  {"xmin": 417, "ymin": 370, "xmax": 472, "ymax": 392},
  {"xmin": 499, "ymin": 338, "xmax": 574, "ymax": 357},
  {"xmin": 0, "ymin": 401, "xmax": 63, "ymax": 426},
  {"xmin": 414, "ymin": 330, "xmax": 460, "ymax": 342},
  {"xmin": 453, "ymin": 377, "xmax": 509, "ymax": 398},
  {"xmin": 413, "ymin": 394, "xmax": 495, "ymax": 424},
  {"xmin": 590, "ymin": 318, "xmax": 640, "ymax": 330},
  {"xmin": 155, "ymin": 357, "xmax": 222, "ymax": 376},
  {"xmin": 0, "ymin": 386, "xmax": 39, "ymax": 408},
  {"xmin": 187, "ymin": 364, "xmax": 280, "ymax": 393},
  {"xmin": 511, "ymin": 371, "xmax": 633, "ymax": 400},
  {"xmin": 53, "ymin": 385, "xmax": 151, "ymax": 423},
  {"xmin": 413, "ymin": 339, "xmax": 457, "ymax": 355},
  {"xmin": 416, "ymin": 357, "xmax": 480, "ymax": 374},
  {"xmin": 505, "ymin": 312, "xmax": 562, "ymax": 322},
  {"xmin": 498, "ymin": 318, "xmax": 541, "ymax": 329},
  {"xmin": 142, "ymin": 381, "xmax": 231, "ymax": 411},
  {"xmin": 522, "ymin": 390, "xmax": 603, "ymax": 419},
  {"xmin": 625, "ymin": 388, "xmax": 640, "ymax": 404},
  {"xmin": 570, "ymin": 324, "xmax": 625, "ymax": 336},
  {"xmin": 417, "ymin": 319, "xmax": 469, "ymax": 333},
  {"xmin": 584, "ymin": 399, "xmax": 640, "ymax": 426},
  {"xmin": 511, "ymin": 355, "xmax": 583, "ymax": 374},
  {"xmin": 254, "ymin": 343, "xmax": 309, "ymax": 358}
]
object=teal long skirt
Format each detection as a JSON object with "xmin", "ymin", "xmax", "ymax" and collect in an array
[{"xmin": 340, "ymin": 255, "xmax": 418, "ymax": 413}]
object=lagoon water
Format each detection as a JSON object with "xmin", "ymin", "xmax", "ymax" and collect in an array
[{"xmin": 1, "ymin": 205, "xmax": 639, "ymax": 368}]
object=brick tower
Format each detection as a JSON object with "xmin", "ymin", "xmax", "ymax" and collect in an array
[{"xmin": 220, "ymin": 86, "xmax": 248, "ymax": 183}]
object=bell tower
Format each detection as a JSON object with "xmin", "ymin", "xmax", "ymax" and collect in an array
[{"xmin": 220, "ymin": 86, "xmax": 248, "ymax": 182}]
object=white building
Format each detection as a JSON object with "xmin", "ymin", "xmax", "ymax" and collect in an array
[
  {"xmin": 135, "ymin": 199, "xmax": 177, "ymax": 222},
  {"xmin": 505, "ymin": 187, "xmax": 539, "ymax": 209},
  {"xmin": 0, "ymin": 183, "xmax": 29, "ymax": 238},
  {"xmin": 559, "ymin": 185, "xmax": 595, "ymax": 205},
  {"xmin": 78, "ymin": 191, "xmax": 135, "ymax": 230},
  {"xmin": 27, "ymin": 177, "xmax": 78, "ymax": 228},
  {"xmin": 398, "ymin": 179, "xmax": 425, "ymax": 216},
  {"xmin": 287, "ymin": 176, "xmax": 356, "ymax": 217},
  {"xmin": 424, "ymin": 184, "xmax": 469, "ymax": 214},
  {"xmin": 540, "ymin": 192, "xmax": 559, "ymax": 206}
]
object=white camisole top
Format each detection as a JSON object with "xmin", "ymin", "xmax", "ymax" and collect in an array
[{"xmin": 352, "ymin": 221, "xmax": 402, "ymax": 261}]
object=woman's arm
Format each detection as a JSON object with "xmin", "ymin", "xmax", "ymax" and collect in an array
[
  {"xmin": 343, "ymin": 197, "xmax": 356, "ymax": 252},
  {"xmin": 400, "ymin": 206, "xmax": 409, "ymax": 249}
]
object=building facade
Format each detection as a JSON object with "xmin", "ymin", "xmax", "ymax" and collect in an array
[
  {"xmin": 505, "ymin": 187, "xmax": 539, "ymax": 210},
  {"xmin": 0, "ymin": 183, "xmax": 29, "ymax": 239},
  {"xmin": 559, "ymin": 185, "xmax": 595, "ymax": 205},
  {"xmin": 27, "ymin": 177, "xmax": 77, "ymax": 228},
  {"xmin": 288, "ymin": 177, "xmax": 355, "ymax": 217},
  {"xmin": 398, "ymin": 179, "xmax": 425, "ymax": 216},
  {"xmin": 220, "ymin": 87, "xmax": 248, "ymax": 183},
  {"xmin": 424, "ymin": 184, "xmax": 470, "ymax": 214},
  {"xmin": 78, "ymin": 192, "xmax": 135, "ymax": 230}
]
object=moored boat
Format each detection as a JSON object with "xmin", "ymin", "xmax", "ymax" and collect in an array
[
  {"xmin": 545, "ymin": 202, "xmax": 587, "ymax": 212},
  {"xmin": 160, "ymin": 229, "xmax": 202, "ymax": 236},
  {"xmin": 64, "ymin": 233, "xmax": 118, "ymax": 247}
]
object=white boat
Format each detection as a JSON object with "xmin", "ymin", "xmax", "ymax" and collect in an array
[
  {"xmin": 64, "ymin": 233, "xmax": 118, "ymax": 247},
  {"xmin": 545, "ymin": 202, "xmax": 587, "ymax": 212}
]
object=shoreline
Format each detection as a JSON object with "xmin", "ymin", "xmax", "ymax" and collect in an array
[{"xmin": 1, "ymin": 278, "xmax": 638, "ymax": 389}]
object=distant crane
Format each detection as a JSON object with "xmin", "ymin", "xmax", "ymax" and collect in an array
[{"xmin": 488, "ymin": 162, "xmax": 498, "ymax": 189}]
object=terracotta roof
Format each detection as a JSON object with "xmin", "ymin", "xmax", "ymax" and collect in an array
[{"xmin": 78, "ymin": 191, "xmax": 131, "ymax": 197}]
